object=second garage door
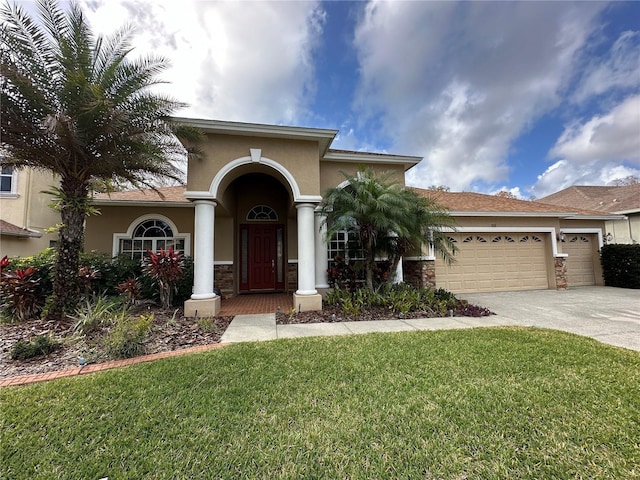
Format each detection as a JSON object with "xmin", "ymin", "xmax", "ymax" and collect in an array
[
  {"xmin": 562, "ymin": 234, "xmax": 596, "ymax": 286},
  {"xmin": 435, "ymin": 233, "xmax": 549, "ymax": 293}
]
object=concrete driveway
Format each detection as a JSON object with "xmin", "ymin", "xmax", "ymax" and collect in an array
[{"xmin": 461, "ymin": 286, "xmax": 640, "ymax": 351}]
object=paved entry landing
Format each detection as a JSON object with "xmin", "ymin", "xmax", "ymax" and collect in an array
[{"xmin": 218, "ymin": 293, "xmax": 293, "ymax": 316}]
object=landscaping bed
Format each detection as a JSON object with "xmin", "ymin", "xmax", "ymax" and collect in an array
[{"xmin": 0, "ymin": 308, "xmax": 233, "ymax": 379}]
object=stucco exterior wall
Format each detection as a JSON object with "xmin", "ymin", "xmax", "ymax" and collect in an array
[
  {"xmin": 606, "ymin": 214, "xmax": 639, "ymax": 244},
  {"xmin": 85, "ymin": 206, "xmax": 195, "ymax": 256},
  {"xmin": 187, "ymin": 134, "xmax": 321, "ymax": 197},
  {"xmin": 319, "ymin": 162, "xmax": 406, "ymax": 192},
  {"xmin": 0, "ymin": 169, "xmax": 59, "ymax": 257}
]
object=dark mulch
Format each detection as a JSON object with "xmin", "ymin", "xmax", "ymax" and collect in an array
[
  {"xmin": 0, "ymin": 307, "xmax": 233, "ymax": 380},
  {"xmin": 276, "ymin": 304, "xmax": 449, "ymax": 325}
]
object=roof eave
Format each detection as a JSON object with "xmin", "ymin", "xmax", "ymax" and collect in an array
[
  {"xmin": 172, "ymin": 117, "xmax": 339, "ymax": 156},
  {"xmin": 0, "ymin": 229, "xmax": 43, "ymax": 238},
  {"xmin": 92, "ymin": 200, "xmax": 192, "ymax": 207},
  {"xmin": 449, "ymin": 211, "xmax": 622, "ymax": 219},
  {"xmin": 322, "ymin": 151, "xmax": 421, "ymax": 171}
]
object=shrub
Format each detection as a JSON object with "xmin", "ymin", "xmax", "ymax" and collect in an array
[
  {"xmin": 71, "ymin": 294, "xmax": 124, "ymax": 334},
  {"xmin": 601, "ymin": 244, "xmax": 640, "ymax": 289},
  {"xmin": 116, "ymin": 277, "xmax": 142, "ymax": 309},
  {"xmin": 6, "ymin": 248, "xmax": 56, "ymax": 295},
  {"xmin": 0, "ymin": 267, "xmax": 45, "ymax": 321},
  {"xmin": 327, "ymin": 255, "xmax": 358, "ymax": 291},
  {"xmin": 142, "ymin": 249, "xmax": 184, "ymax": 309},
  {"xmin": 104, "ymin": 313, "xmax": 154, "ymax": 359},
  {"xmin": 10, "ymin": 334, "xmax": 60, "ymax": 360}
]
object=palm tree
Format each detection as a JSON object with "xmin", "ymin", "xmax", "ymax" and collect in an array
[
  {"xmin": 320, "ymin": 168, "xmax": 457, "ymax": 290},
  {"xmin": 0, "ymin": 0, "xmax": 197, "ymax": 320}
]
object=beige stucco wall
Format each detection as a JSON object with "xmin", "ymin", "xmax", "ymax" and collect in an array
[
  {"xmin": 85, "ymin": 206, "xmax": 195, "ymax": 256},
  {"xmin": 187, "ymin": 134, "xmax": 321, "ymax": 197},
  {"xmin": 319, "ymin": 162, "xmax": 406, "ymax": 193},
  {"xmin": 0, "ymin": 168, "xmax": 59, "ymax": 257},
  {"xmin": 607, "ymin": 214, "xmax": 639, "ymax": 244}
]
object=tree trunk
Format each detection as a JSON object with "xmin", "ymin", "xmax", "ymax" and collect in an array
[{"xmin": 46, "ymin": 176, "xmax": 89, "ymax": 321}]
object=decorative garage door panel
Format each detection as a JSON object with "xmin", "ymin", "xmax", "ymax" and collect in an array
[
  {"xmin": 562, "ymin": 234, "xmax": 596, "ymax": 286},
  {"xmin": 435, "ymin": 233, "xmax": 548, "ymax": 293}
]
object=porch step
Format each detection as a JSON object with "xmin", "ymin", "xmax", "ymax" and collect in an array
[{"xmin": 220, "ymin": 314, "xmax": 277, "ymax": 343}]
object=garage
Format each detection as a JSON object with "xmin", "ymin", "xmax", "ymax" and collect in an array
[
  {"xmin": 435, "ymin": 233, "xmax": 549, "ymax": 293},
  {"xmin": 562, "ymin": 234, "xmax": 597, "ymax": 286}
]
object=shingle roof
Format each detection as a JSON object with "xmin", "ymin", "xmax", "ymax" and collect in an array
[
  {"xmin": 92, "ymin": 186, "xmax": 190, "ymax": 204},
  {"xmin": 537, "ymin": 184, "xmax": 640, "ymax": 214},
  {"xmin": 92, "ymin": 185, "xmax": 617, "ymax": 218},
  {"xmin": 411, "ymin": 188, "xmax": 610, "ymax": 216},
  {"xmin": 0, "ymin": 219, "xmax": 42, "ymax": 237}
]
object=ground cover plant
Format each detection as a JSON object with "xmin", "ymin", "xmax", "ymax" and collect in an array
[{"xmin": 2, "ymin": 328, "xmax": 639, "ymax": 479}]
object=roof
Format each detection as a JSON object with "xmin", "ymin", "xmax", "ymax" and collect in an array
[
  {"xmin": 172, "ymin": 117, "xmax": 338, "ymax": 156},
  {"xmin": 0, "ymin": 219, "xmax": 42, "ymax": 237},
  {"xmin": 537, "ymin": 184, "xmax": 640, "ymax": 215},
  {"xmin": 411, "ymin": 188, "xmax": 620, "ymax": 219},
  {"xmin": 93, "ymin": 185, "xmax": 621, "ymax": 220},
  {"xmin": 92, "ymin": 186, "xmax": 190, "ymax": 206},
  {"xmin": 324, "ymin": 149, "xmax": 421, "ymax": 171}
]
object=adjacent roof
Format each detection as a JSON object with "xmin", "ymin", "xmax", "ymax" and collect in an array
[
  {"xmin": 412, "ymin": 188, "xmax": 621, "ymax": 219},
  {"xmin": 0, "ymin": 219, "xmax": 42, "ymax": 237},
  {"xmin": 92, "ymin": 186, "xmax": 190, "ymax": 206},
  {"xmin": 537, "ymin": 184, "xmax": 640, "ymax": 215}
]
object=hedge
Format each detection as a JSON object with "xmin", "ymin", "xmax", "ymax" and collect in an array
[{"xmin": 600, "ymin": 244, "xmax": 640, "ymax": 289}]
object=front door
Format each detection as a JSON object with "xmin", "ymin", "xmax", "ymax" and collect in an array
[{"xmin": 239, "ymin": 224, "xmax": 285, "ymax": 292}]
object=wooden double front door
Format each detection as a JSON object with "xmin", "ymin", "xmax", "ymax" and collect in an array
[{"xmin": 239, "ymin": 224, "xmax": 285, "ymax": 292}]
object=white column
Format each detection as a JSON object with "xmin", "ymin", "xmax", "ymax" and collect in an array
[
  {"xmin": 393, "ymin": 257, "xmax": 404, "ymax": 284},
  {"xmin": 191, "ymin": 199, "xmax": 217, "ymax": 299},
  {"xmin": 296, "ymin": 203, "xmax": 317, "ymax": 295},
  {"xmin": 314, "ymin": 210, "xmax": 329, "ymax": 289}
]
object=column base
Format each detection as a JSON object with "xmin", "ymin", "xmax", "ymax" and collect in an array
[
  {"xmin": 293, "ymin": 292, "xmax": 323, "ymax": 312},
  {"xmin": 184, "ymin": 296, "xmax": 221, "ymax": 318}
]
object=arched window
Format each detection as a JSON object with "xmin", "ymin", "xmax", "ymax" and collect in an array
[
  {"xmin": 119, "ymin": 218, "xmax": 186, "ymax": 260},
  {"xmin": 247, "ymin": 205, "xmax": 278, "ymax": 221}
]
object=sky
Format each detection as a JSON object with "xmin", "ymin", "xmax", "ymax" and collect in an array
[{"xmin": 16, "ymin": 0, "xmax": 640, "ymax": 199}]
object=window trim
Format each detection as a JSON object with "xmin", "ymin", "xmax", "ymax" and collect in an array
[
  {"xmin": 112, "ymin": 214, "xmax": 191, "ymax": 258},
  {"xmin": 0, "ymin": 165, "xmax": 18, "ymax": 197}
]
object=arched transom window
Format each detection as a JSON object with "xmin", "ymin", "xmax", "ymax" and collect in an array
[
  {"xmin": 119, "ymin": 219, "xmax": 186, "ymax": 260},
  {"xmin": 247, "ymin": 205, "xmax": 278, "ymax": 221}
]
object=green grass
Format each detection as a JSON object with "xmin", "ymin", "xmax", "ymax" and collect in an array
[{"xmin": 2, "ymin": 327, "xmax": 639, "ymax": 479}]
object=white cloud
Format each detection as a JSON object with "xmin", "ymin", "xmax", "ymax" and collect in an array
[
  {"xmin": 80, "ymin": 0, "xmax": 325, "ymax": 123},
  {"xmin": 351, "ymin": 1, "xmax": 606, "ymax": 191},
  {"xmin": 573, "ymin": 30, "xmax": 640, "ymax": 103},
  {"xmin": 549, "ymin": 94, "xmax": 640, "ymax": 165},
  {"xmin": 531, "ymin": 159, "xmax": 640, "ymax": 198}
]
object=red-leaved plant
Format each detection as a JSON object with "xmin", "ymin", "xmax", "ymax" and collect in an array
[
  {"xmin": 142, "ymin": 248, "xmax": 184, "ymax": 310},
  {"xmin": 116, "ymin": 277, "xmax": 142, "ymax": 309},
  {"xmin": 78, "ymin": 266, "xmax": 101, "ymax": 293},
  {"xmin": 0, "ymin": 267, "xmax": 44, "ymax": 322},
  {"xmin": 0, "ymin": 255, "xmax": 9, "ymax": 276}
]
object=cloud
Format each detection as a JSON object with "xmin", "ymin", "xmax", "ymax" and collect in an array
[
  {"xmin": 530, "ymin": 94, "xmax": 640, "ymax": 197},
  {"xmin": 549, "ymin": 94, "xmax": 640, "ymax": 165},
  {"xmin": 531, "ymin": 159, "xmax": 640, "ymax": 198},
  {"xmin": 351, "ymin": 1, "xmax": 606, "ymax": 190},
  {"xmin": 81, "ymin": 0, "xmax": 325, "ymax": 123},
  {"xmin": 573, "ymin": 30, "xmax": 640, "ymax": 103}
]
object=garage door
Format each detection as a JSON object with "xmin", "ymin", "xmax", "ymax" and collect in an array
[
  {"xmin": 562, "ymin": 234, "xmax": 596, "ymax": 286},
  {"xmin": 435, "ymin": 233, "xmax": 549, "ymax": 293}
]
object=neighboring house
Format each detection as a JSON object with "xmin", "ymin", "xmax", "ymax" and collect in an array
[
  {"xmin": 0, "ymin": 165, "xmax": 59, "ymax": 258},
  {"xmin": 82, "ymin": 118, "xmax": 621, "ymax": 315},
  {"xmin": 538, "ymin": 184, "xmax": 639, "ymax": 244}
]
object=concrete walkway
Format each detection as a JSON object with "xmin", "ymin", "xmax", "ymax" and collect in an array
[{"xmin": 222, "ymin": 287, "xmax": 640, "ymax": 351}]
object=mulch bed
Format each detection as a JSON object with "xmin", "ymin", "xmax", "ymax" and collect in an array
[
  {"xmin": 0, "ymin": 307, "xmax": 233, "ymax": 380},
  {"xmin": 276, "ymin": 304, "xmax": 445, "ymax": 324}
]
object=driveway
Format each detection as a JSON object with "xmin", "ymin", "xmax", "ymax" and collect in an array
[{"xmin": 461, "ymin": 286, "xmax": 640, "ymax": 351}]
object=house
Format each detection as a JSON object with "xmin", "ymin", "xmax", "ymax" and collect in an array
[
  {"xmin": 538, "ymin": 184, "xmax": 639, "ymax": 244},
  {"xmin": 0, "ymin": 166, "xmax": 59, "ymax": 257},
  {"xmin": 82, "ymin": 118, "xmax": 621, "ymax": 316}
]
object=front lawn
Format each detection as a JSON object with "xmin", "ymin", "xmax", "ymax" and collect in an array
[{"xmin": 2, "ymin": 328, "xmax": 639, "ymax": 479}]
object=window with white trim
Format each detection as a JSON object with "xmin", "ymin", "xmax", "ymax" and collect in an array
[
  {"xmin": 118, "ymin": 219, "xmax": 185, "ymax": 260},
  {"xmin": 0, "ymin": 165, "xmax": 16, "ymax": 194},
  {"xmin": 327, "ymin": 230, "xmax": 365, "ymax": 283}
]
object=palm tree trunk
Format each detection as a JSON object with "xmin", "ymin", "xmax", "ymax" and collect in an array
[{"xmin": 46, "ymin": 177, "xmax": 89, "ymax": 321}]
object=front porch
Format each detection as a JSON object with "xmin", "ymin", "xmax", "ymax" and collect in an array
[{"xmin": 217, "ymin": 293, "xmax": 293, "ymax": 316}]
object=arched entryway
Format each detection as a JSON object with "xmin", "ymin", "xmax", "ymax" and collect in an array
[{"xmin": 226, "ymin": 173, "xmax": 290, "ymax": 293}]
